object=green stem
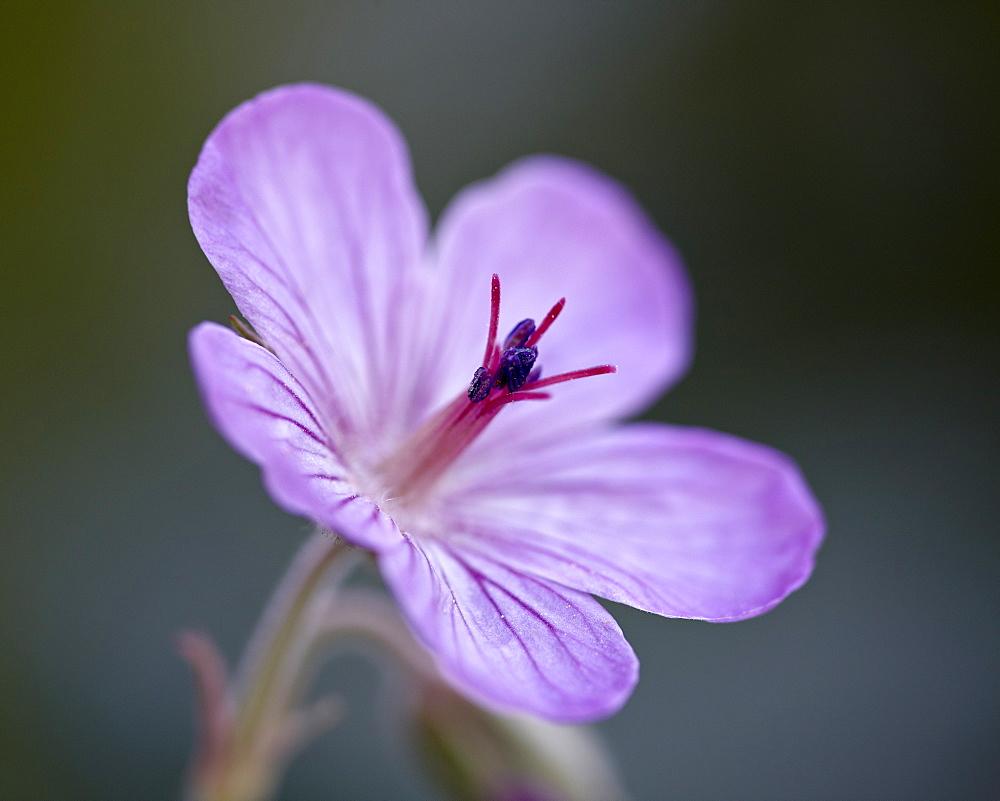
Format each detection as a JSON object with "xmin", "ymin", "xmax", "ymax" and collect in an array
[
  {"xmin": 187, "ymin": 530, "xmax": 356, "ymax": 801},
  {"xmin": 230, "ymin": 531, "xmax": 353, "ymax": 756}
]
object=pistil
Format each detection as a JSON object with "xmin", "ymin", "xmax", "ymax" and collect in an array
[{"xmin": 380, "ymin": 274, "xmax": 615, "ymax": 505}]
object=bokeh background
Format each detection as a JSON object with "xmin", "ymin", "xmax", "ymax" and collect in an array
[{"xmin": 2, "ymin": 2, "xmax": 997, "ymax": 798}]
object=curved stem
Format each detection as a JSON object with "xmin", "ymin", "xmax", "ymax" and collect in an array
[
  {"xmin": 185, "ymin": 530, "xmax": 357, "ymax": 801},
  {"xmin": 231, "ymin": 531, "xmax": 354, "ymax": 754},
  {"xmin": 316, "ymin": 588, "xmax": 438, "ymax": 682}
]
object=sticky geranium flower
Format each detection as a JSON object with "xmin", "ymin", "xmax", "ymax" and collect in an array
[{"xmin": 188, "ymin": 84, "xmax": 824, "ymax": 723}]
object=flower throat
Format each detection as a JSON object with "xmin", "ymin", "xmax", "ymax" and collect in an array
[{"xmin": 381, "ymin": 274, "xmax": 615, "ymax": 503}]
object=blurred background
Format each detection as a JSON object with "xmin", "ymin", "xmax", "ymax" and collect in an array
[{"xmin": 2, "ymin": 2, "xmax": 997, "ymax": 798}]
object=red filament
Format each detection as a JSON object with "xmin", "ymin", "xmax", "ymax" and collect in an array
[{"xmin": 383, "ymin": 274, "xmax": 616, "ymax": 501}]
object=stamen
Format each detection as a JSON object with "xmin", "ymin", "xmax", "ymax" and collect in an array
[
  {"xmin": 494, "ymin": 346, "xmax": 538, "ymax": 392},
  {"xmin": 527, "ymin": 364, "xmax": 617, "ymax": 390},
  {"xmin": 524, "ymin": 297, "xmax": 565, "ymax": 348},
  {"xmin": 481, "ymin": 274, "xmax": 501, "ymax": 368},
  {"xmin": 484, "ymin": 390, "xmax": 551, "ymax": 410},
  {"xmin": 503, "ymin": 319, "xmax": 536, "ymax": 349},
  {"xmin": 387, "ymin": 276, "xmax": 616, "ymax": 503},
  {"xmin": 467, "ymin": 366, "xmax": 492, "ymax": 402}
]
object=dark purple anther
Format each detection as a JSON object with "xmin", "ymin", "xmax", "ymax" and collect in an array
[
  {"xmin": 468, "ymin": 366, "xmax": 492, "ymax": 403},
  {"xmin": 503, "ymin": 318, "xmax": 536, "ymax": 349},
  {"xmin": 494, "ymin": 346, "xmax": 538, "ymax": 392}
]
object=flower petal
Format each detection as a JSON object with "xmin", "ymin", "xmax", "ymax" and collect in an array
[
  {"xmin": 378, "ymin": 534, "xmax": 638, "ymax": 722},
  {"xmin": 189, "ymin": 322, "xmax": 399, "ymax": 551},
  {"xmin": 439, "ymin": 423, "xmax": 824, "ymax": 622},
  {"xmin": 428, "ymin": 156, "xmax": 693, "ymax": 437},
  {"xmin": 188, "ymin": 84, "xmax": 429, "ymax": 447}
]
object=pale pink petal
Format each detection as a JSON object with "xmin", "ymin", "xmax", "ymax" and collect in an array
[
  {"xmin": 188, "ymin": 84, "xmax": 429, "ymax": 447},
  {"xmin": 189, "ymin": 322, "xmax": 399, "ymax": 551},
  {"xmin": 425, "ymin": 156, "xmax": 693, "ymax": 441},
  {"xmin": 439, "ymin": 423, "xmax": 824, "ymax": 622},
  {"xmin": 378, "ymin": 534, "xmax": 638, "ymax": 722}
]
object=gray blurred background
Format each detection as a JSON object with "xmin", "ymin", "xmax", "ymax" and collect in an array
[{"xmin": 2, "ymin": 2, "xmax": 997, "ymax": 799}]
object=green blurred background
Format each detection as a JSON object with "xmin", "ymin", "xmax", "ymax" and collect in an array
[{"xmin": 2, "ymin": 2, "xmax": 997, "ymax": 798}]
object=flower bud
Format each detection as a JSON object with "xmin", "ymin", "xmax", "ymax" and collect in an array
[{"xmin": 413, "ymin": 682, "xmax": 628, "ymax": 801}]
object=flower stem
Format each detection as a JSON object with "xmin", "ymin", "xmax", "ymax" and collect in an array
[
  {"xmin": 232, "ymin": 531, "xmax": 353, "ymax": 749},
  {"xmin": 184, "ymin": 530, "xmax": 357, "ymax": 801}
]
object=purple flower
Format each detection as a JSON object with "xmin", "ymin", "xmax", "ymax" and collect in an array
[{"xmin": 188, "ymin": 84, "xmax": 823, "ymax": 723}]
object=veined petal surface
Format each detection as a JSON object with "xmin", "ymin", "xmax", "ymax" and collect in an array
[
  {"xmin": 438, "ymin": 423, "xmax": 824, "ymax": 622},
  {"xmin": 378, "ymin": 534, "xmax": 638, "ymax": 722},
  {"xmin": 188, "ymin": 84, "xmax": 430, "ymax": 449},
  {"xmin": 427, "ymin": 156, "xmax": 693, "ymax": 448},
  {"xmin": 189, "ymin": 322, "xmax": 399, "ymax": 551}
]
